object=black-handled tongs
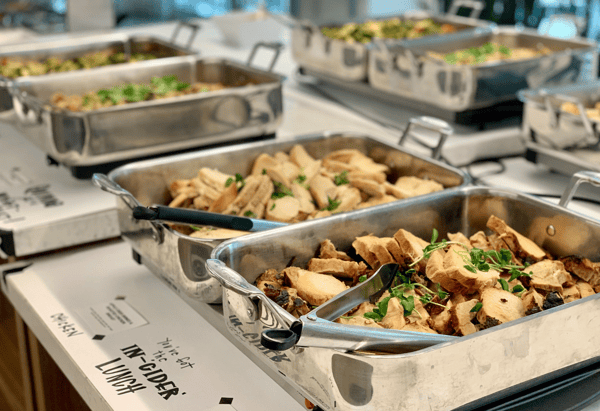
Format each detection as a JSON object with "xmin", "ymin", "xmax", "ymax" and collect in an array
[{"xmin": 132, "ymin": 205, "xmax": 287, "ymax": 232}]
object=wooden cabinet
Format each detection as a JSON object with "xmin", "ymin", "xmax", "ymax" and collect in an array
[{"xmin": 0, "ymin": 291, "xmax": 91, "ymax": 411}]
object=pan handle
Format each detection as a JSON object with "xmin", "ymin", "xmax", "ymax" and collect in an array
[
  {"xmin": 170, "ymin": 21, "xmax": 200, "ymax": 50},
  {"xmin": 543, "ymin": 92, "xmax": 596, "ymax": 147},
  {"xmin": 247, "ymin": 42, "xmax": 284, "ymax": 72},
  {"xmin": 206, "ymin": 259, "xmax": 293, "ymax": 327},
  {"xmin": 9, "ymin": 84, "xmax": 44, "ymax": 125},
  {"xmin": 448, "ymin": 0, "xmax": 485, "ymax": 19},
  {"xmin": 399, "ymin": 116, "xmax": 453, "ymax": 161},
  {"xmin": 559, "ymin": 171, "xmax": 600, "ymax": 209},
  {"xmin": 92, "ymin": 173, "xmax": 164, "ymax": 243}
]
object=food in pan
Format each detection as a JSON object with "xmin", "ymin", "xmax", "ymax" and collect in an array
[
  {"xmin": 0, "ymin": 49, "xmax": 157, "ymax": 78},
  {"xmin": 320, "ymin": 18, "xmax": 457, "ymax": 44},
  {"xmin": 560, "ymin": 101, "xmax": 600, "ymax": 121},
  {"xmin": 50, "ymin": 75, "xmax": 234, "ymax": 111},
  {"xmin": 429, "ymin": 42, "xmax": 552, "ymax": 65},
  {"xmin": 166, "ymin": 145, "xmax": 445, "ymax": 239},
  {"xmin": 255, "ymin": 215, "xmax": 598, "ymax": 333}
]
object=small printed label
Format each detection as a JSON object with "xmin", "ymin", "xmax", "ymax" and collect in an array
[
  {"xmin": 77, "ymin": 300, "xmax": 148, "ymax": 336},
  {"xmin": 0, "ymin": 183, "xmax": 63, "ymax": 224}
]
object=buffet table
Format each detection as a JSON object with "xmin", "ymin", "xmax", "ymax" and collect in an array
[{"xmin": 2, "ymin": 14, "xmax": 600, "ymax": 411}]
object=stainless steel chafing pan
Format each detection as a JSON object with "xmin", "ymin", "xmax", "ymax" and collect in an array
[
  {"xmin": 520, "ymin": 81, "xmax": 600, "ymax": 150},
  {"xmin": 101, "ymin": 128, "xmax": 470, "ymax": 304},
  {"xmin": 291, "ymin": 4, "xmax": 492, "ymax": 82},
  {"xmin": 369, "ymin": 26, "xmax": 598, "ymax": 111},
  {"xmin": 2, "ymin": 43, "xmax": 284, "ymax": 169},
  {"xmin": 207, "ymin": 171, "xmax": 600, "ymax": 411},
  {"xmin": 0, "ymin": 22, "xmax": 199, "ymax": 111}
]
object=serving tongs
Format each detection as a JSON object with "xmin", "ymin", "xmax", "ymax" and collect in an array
[
  {"xmin": 92, "ymin": 173, "xmax": 287, "ymax": 233},
  {"xmin": 206, "ymin": 260, "xmax": 457, "ymax": 354},
  {"xmin": 131, "ymin": 205, "xmax": 287, "ymax": 232}
]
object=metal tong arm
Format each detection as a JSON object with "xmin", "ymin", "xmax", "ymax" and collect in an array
[
  {"xmin": 170, "ymin": 21, "xmax": 201, "ymax": 50},
  {"xmin": 247, "ymin": 42, "xmax": 284, "ymax": 72},
  {"xmin": 559, "ymin": 171, "xmax": 600, "ymax": 208},
  {"xmin": 262, "ymin": 263, "xmax": 457, "ymax": 353},
  {"xmin": 205, "ymin": 259, "xmax": 293, "ymax": 328},
  {"xmin": 283, "ymin": 318, "xmax": 457, "ymax": 354},
  {"xmin": 92, "ymin": 173, "xmax": 164, "ymax": 242},
  {"xmin": 399, "ymin": 116, "xmax": 454, "ymax": 161},
  {"xmin": 542, "ymin": 92, "xmax": 596, "ymax": 145},
  {"xmin": 132, "ymin": 205, "xmax": 287, "ymax": 232},
  {"xmin": 448, "ymin": 0, "xmax": 485, "ymax": 19},
  {"xmin": 310, "ymin": 263, "xmax": 399, "ymax": 322}
]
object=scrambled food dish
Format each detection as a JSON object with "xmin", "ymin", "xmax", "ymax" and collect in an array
[
  {"xmin": 560, "ymin": 101, "xmax": 600, "ymax": 122},
  {"xmin": 429, "ymin": 42, "xmax": 553, "ymax": 65},
  {"xmin": 167, "ymin": 145, "xmax": 445, "ymax": 239},
  {"xmin": 321, "ymin": 18, "xmax": 457, "ymax": 44},
  {"xmin": 255, "ymin": 215, "xmax": 598, "ymax": 335},
  {"xmin": 0, "ymin": 49, "xmax": 157, "ymax": 79},
  {"xmin": 50, "ymin": 75, "xmax": 231, "ymax": 112}
]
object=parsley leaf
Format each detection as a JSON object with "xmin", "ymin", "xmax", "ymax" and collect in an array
[
  {"xmin": 324, "ymin": 197, "xmax": 341, "ymax": 211},
  {"xmin": 333, "ymin": 170, "xmax": 349, "ymax": 186},
  {"xmin": 470, "ymin": 302, "xmax": 483, "ymax": 312},
  {"xmin": 271, "ymin": 182, "xmax": 294, "ymax": 199},
  {"xmin": 511, "ymin": 284, "xmax": 525, "ymax": 294},
  {"xmin": 358, "ymin": 274, "xmax": 367, "ymax": 282},
  {"xmin": 498, "ymin": 278, "xmax": 509, "ymax": 291},
  {"xmin": 243, "ymin": 211, "xmax": 257, "ymax": 218}
]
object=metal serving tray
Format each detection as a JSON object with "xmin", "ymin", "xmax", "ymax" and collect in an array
[
  {"xmin": 0, "ymin": 22, "xmax": 199, "ymax": 111},
  {"xmin": 102, "ymin": 130, "xmax": 470, "ymax": 304},
  {"xmin": 369, "ymin": 26, "xmax": 598, "ymax": 111},
  {"xmin": 207, "ymin": 171, "xmax": 600, "ymax": 411},
  {"xmin": 520, "ymin": 80, "xmax": 600, "ymax": 150},
  {"xmin": 2, "ymin": 43, "xmax": 283, "ymax": 171},
  {"xmin": 291, "ymin": 7, "xmax": 491, "ymax": 82}
]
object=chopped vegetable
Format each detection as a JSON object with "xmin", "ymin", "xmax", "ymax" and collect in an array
[
  {"xmin": 0, "ymin": 49, "xmax": 157, "ymax": 79},
  {"xmin": 321, "ymin": 18, "xmax": 457, "ymax": 44}
]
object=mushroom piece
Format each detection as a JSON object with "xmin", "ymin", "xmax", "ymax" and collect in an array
[
  {"xmin": 575, "ymin": 280, "xmax": 596, "ymax": 298},
  {"xmin": 520, "ymin": 288, "xmax": 544, "ymax": 314},
  {"xmin": 443, "ymin": 245, "xmax": 499, "ymax": 294},
  {"xmin": 425, "ymin": 249, "xmax": 465, "ymax": 294},
  {"xmin": 307, "ymin": 258, "xmax": 360, "ymax": 280},
  {"xmin": 451, "ymin": 299, "xmax": 479, "ymax": 336},
  {"xmin": 393, "ymin": 229, "xmax": 429, "ymax": 271},
  {"xmin": 283, "ymin": 267, "xmax": 348, "ymax": 306},
  {"xmin": 560, "ymin": 256, "xmax": 600, "ymax": 288},
  {"xmin": 476, "ymin": 287, "xmax": 525, "ymax": 325},
  {"xmin": 393, "ymin": 176, "xmax": 444, "ymax": 198},
  {"xmin": 319, "ymin": 239, "xmax": 353, "ymax": 261},
  {"xmin": 337, "ymin": 316, "xmax": 383, "ymax": 328},
  {"xmin": 429, "ymin": 300, "xmax": 454, "ymax": 335},
  {"xmin": 486, "ymin": 215, "xmax": 546, "ymax": 262},
  {"xmin": 379, "ymin": 297, "xmax": 407, "ymax": 330},
  {"xmin": 528, "ymin": 260, "xmax": 573, "ymax": 293}
]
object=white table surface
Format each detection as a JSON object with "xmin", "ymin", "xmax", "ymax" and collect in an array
[
  {"xmin": 2, "ymin": 13, "xmax": 600, "ymax": 411},
  {"xmin": 1, "ymin": 241, "xmax": 306, "ymax": 411}
]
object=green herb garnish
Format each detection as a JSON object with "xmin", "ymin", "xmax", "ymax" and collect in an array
[
  {"xmin": 470, "ymin": 302, "xmax": 483, "ymax": 312},
  {"xmin": 324, "ymin": 197, "xmax": 341, "ymax": 211},
  {"xmin": 271, "ymin": 182, "xmax": 294, "ymax": 199},
  {"xmin": 358, "ymin": 274, "xmax": 367, "ymax": 282},
  {"xmin": 243, "ymin": 211, "xmax": 257, "ymax": 218},
  {"xmin": 333, "ymin": 170, "xmax": 349, "ymax": 186}
]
